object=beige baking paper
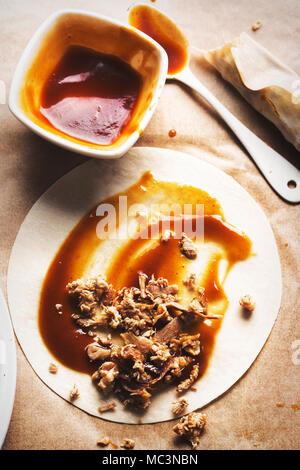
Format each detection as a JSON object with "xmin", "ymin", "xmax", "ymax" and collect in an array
[
  {"xmin": 7, "ymin": 147, "xmax": 281, "ymax": 424},
  {"xmin": 204, "ymin": 33, "xmax": 300, "ymax": 150}
]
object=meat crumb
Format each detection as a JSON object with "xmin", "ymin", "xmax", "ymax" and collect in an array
[
  {"xmin": 239, "ymin": 294, "xmax": 255, "ymax": 311},
  {"xmin": 97, "ymin": 436, "xmax": 110, "ymax": 447},
  {"xmin": 179, "ymin": 233, "xmax": 197, "ymax": 260},
  {"xmin": 173, "ymin": 412, "xmax": 206, "ymax": 448},
  {"xmin": 121, "ymin": 438, "xmax": 135, "ymax": 449},
  {"xmin": 49, "ymin": 362, "xmax": 58, "ymax": 374},
  {"xmin": 177, "ymin": 364, "xmax": 200, "ymax": 393},
  {"xmin": 183, "ymin": 273, "xmax": 197, "ymax": 291},
  {"xmin": 98, "ymin": 401, "xmax": 117, "ymax": 413},
  {"xmin": 94, "ymin": 362, "xmax": 119, "ymax": 394},
  {"xmin": 138, "ymin": 272, "xmax": 148, "ymax": 298},
  {"xmin": 251, "ymin": 20, "xmax": 262, "ymax": 31},
  {"xmin": 172, "ymin": 397, "xmax": 189, "ymax": 415},
  {"xmin": 55, "ymin": 304, "xmax": 63, "ymax": 314},
  {"xmin": 69, "ymin": 384, "xmax": 80, "ymax": 401}
]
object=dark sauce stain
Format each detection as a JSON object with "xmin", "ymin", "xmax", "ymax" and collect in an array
[
  {"xmin": 40, "ymin": 45, "xmax": 142, "ymax": 145},
  {"xmin": 39, "ymin": 172, "xmax": 252, "ymax": 380}
]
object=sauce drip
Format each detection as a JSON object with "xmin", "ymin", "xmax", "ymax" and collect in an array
[
  {"xmin": 40, "ymin": 45, "xmax": 142, "ymax": 145},
  {"xmin": 129, "ymin": 5, "xmax": 188, "ymax": 75},
  {"xmin": 39, "ymin": 172, "xmax": 252, "ymax": 376},
  {"xmin": 168, "ymin": 128, "xmax": 176, "ymax": 137}
]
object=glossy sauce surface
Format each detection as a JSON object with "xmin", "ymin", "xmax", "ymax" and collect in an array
[
  {"xmin": 40, "ymin": 46, "xmax": 142, "ymax": 145},
  {"xmin": 106, "ymin": 214, "xmax": 251, "ymax": 377},
  {"xmin": 129, "ymin": 5, "xmax": 188, "ymax": 74},
  {"xmin": 39, "ymin": 172, "xmax": 252, "ymax": 376}
]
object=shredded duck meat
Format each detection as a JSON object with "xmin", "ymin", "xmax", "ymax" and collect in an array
[
  {"xmin": 172, "ymin": 397, "xmax": 189, "ymax": 415},
  {"xmin": 179, "ymin": 233, "xmax": 198, "ymax": 260},
  {"xmin": 66, "ymin": 274, "xmax": 220, "ymax": 409},
  {"xmin": 177, "ymin": 363, "xmax": 200, "ymax": 393},
  {"xmin": 173, "ymin": 411, "xmax": 207, "ymax": 448}
]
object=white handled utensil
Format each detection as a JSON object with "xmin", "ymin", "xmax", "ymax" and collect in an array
[
  {"xmin": 172, "ymin": 68, "xmax": 300, "ymax": 203},
  {"xmin": 129, "ymin": 4, "xmax": 300, "ymax": 203}
]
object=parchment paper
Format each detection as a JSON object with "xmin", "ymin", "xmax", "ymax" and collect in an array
[{"xmin": 1, "ymin": 0, "xmax": 299, "ymax": 450}]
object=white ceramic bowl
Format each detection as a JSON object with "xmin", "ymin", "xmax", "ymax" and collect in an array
[{"xmin": 9, "ymin": 9, "xmax": 168, "ymax": 159}]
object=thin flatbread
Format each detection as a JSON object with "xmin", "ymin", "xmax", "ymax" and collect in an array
[{"xmin": 7, "ymin": 147, "xmax": 281, "ymax": 423}]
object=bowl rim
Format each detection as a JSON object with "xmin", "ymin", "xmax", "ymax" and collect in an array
[{"xmin": 8, "ymin": 8, "xmax": 168, "ymax": 159}]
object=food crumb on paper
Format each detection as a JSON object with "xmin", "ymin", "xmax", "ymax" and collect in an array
[
  {"xmin": 121, "ymin": 438, "xmax": 135, "ymax": 449},
  {"xmin": 173, "ymin": 411, "xmax": 206, "ymax": 449},
  {"xmin": 251, "ymin": 20, "xmax": 262, "ymax": 31},
  {"xmin": 97, "ymin": 436, "xmax": 110, "ymax": 447}
]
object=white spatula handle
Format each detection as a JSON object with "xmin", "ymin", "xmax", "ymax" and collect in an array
[{"xmin": 174, "ymin": 68, "xmax": 300, "ymax": 203}]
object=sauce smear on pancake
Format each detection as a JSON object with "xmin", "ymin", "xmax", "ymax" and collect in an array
[
  {"xmin": 40, "ymin": 45, "xmax": 142, "ymax": 145},
  {"xmin": 39, "ymin": 172, "xmax": 252, "ymax": 376}
]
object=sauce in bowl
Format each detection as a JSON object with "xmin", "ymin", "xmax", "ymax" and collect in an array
[
  {"xmin": 129, "ymin": 4, "xmax": 189, "ymax": 75},
  {"xmin": 40, "ymin": 46, "xmax": 142, "ymax": 146},
  {"xmin": 19, "ymin": 11, "xmax": 165, "ymax": 152}
]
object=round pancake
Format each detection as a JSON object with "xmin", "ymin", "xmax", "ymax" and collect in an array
[{"xmin": 7, "ymin": 147, "xmax": 281, "ymax": 423}]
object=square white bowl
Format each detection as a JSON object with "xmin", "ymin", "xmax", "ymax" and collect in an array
[{"xmin": 9, "ymin": 9, "xmax": 168, "ymax": 159}]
